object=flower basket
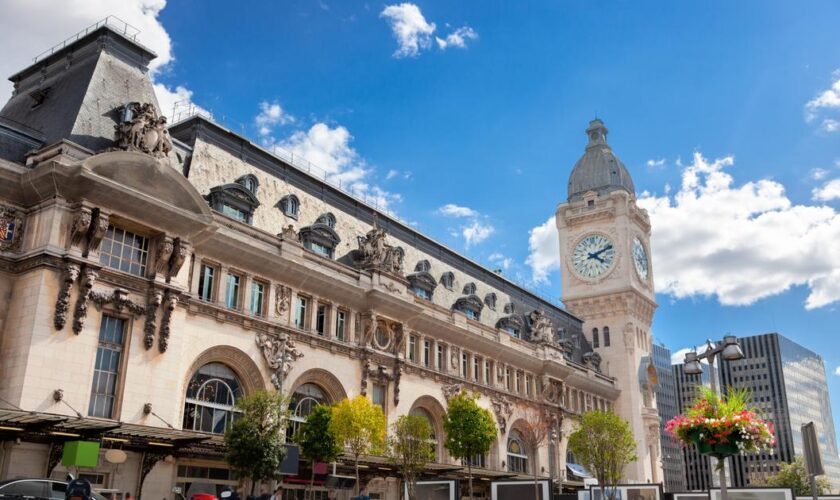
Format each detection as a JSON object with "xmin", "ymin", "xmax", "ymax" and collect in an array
[{"xmin": 666, "ymin": 387, "xmax": 775, "ymax": 461}]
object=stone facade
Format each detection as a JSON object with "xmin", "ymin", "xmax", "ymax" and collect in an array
[{"xmin": 0, "ymin": 24, "xmax": 624, "ymax": 500}]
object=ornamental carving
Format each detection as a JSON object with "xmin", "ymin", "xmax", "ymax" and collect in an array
[
  {"xmin": 54, "ymin": 262, "xmax": 81, "ymax": 330},
  {"xmin": 167, "ymin": 238, "xmax": 190, "ymax": 279},
  {"xmin": 72, "ymin": 268, "xmax": 98, "ymax": 335},
  {"xmin": 143, "ymin": 289, "xmax": 164, "ymax": 349},
  {"xmin": 89, "ymin": 288, "xmax": 147, "ymax": 316},
  {"xmin": 356, "ymin": 225, "xmax": 404, "ymax": 275},
  {"xmin": 583, "ymin": 351, "xmax": 602, "ymax": 372},
  {"xmin": 0, "ymin": 205, "xmax": 24, "ymax": 252},
  {"xmin": 154, "ymin": 237, "xmax": 174, "ymax": 276},
  {"xmin": 88, "ymin": 212, "xmax": 110, "ymax": 255},
  {"xmin": 393, "ymin": 361, "xmax": 403, "ymax": 406},
  {"xmin": 68, "ymin": 208, "xmax": 109, "ymax": 257},
  {"xmin": 69, "ymin": 209, "xmax": 92, "ymax": 250},
  {"xmin": 528, "ymin": 310, "xmax": 554, "ymax": 344},
  {"xmin": 360, "ymin": 356, "xmax": 395, "ymax": 396},
  {"xmin": 112, "ymin": 102, "xmax": 172, "ymax": 158},
  {"xmin": 158, "ymin": 290, "xmax": 178, "ymax": 353},
  {"xmin": 274, "ymin": 284, "xmax": 291, "ymax": 316},
  {"xmin": 490, "ymin": 395, "xmax": 513, "ymax": 433},
  {"xmin": 256, "ymin": 332, "xmax": 304, "ymax": 390},
  {"xmin": 541, "ymin": 376, "xmax": 565, "ymax": 407},
  {"xmin": 280, "ymin": 224, "xmax": 298, "ymax": 240},
  {"xmin": 441, "ymin": 383, "xmax": 462, "ymax": 402}
]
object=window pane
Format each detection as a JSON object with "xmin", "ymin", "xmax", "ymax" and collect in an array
[{"xmin": 99, "ymin": 226, "xmax": 148, "ymax": 276}]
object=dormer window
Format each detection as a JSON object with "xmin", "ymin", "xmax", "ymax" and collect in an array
[
  {"xmin": 440, "ymin": 272, "xmax": 454, "ymax": 290},
  {"xmin": 463, "ymin": 282, "xmax": 476, "ymax": 295},
  {"xmin": 453, "ymin": 294, "xmax": 483, "ymax": 321},
  {"xmin": 503, "ymin": 302, "xmax": 515, "ymax": 314},
  {"xmin": 277, "ymin": 195, "xmax": 300, "ymax": 220},
  {"xmin": 205, "ymin": 182, "xmax": 260, "ymax": 224},
  {"xmin": 408, "ymin": 260, "xmax": 437, "ymax": 301},
  {"xmin": 497, "ymin": 314, "xmax": 524, "ymax": 339},
  {"xmin": 299, "ymin": 214, "xmax": 341, "ymax": 260},
  {"xmin": 484, "ymin": 293, "xmax": 497, "ymax": 310},
  {"xmin": 236, "ymin": 174, "xmax": 259, "ymax": 195}
]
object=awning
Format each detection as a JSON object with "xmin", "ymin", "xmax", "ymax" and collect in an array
[{"xmin": 567, "ymin": 462, "xmax": 592, "ymax": 478}]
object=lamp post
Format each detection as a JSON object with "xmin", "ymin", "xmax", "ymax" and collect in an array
[{"xmin": 683, "ymin": 335, "xmax": 745, "ymax": 500}]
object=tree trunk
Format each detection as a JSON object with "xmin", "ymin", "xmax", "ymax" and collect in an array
[
  {"xmin": 533, "ymin": 470, "xmax": 539, "ymax": 499},
  {"xmin": 308, "ymin": 462, "xmax": 316, "ymax": 500},
  {"xmin": 468, "ymin": 462, "xmax": 473, "ymax": 499},
  {"xmin": 250, "ymin": 478, "xmax": 256, "ymax": 496},
  {"xmin": 354, "ymin": 456, "xmax": 360, "ymax": 497}
]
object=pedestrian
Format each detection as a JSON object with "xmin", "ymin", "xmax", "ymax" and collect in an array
[{"xmin": 125, "ymin": 493, "xmax": 134, "ymax": 500}]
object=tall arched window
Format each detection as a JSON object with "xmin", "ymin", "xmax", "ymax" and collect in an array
[
  {"xmin": 593, "ymin": 327, "xmax": 600, "ymax": 348},
  {"xmin": 183, "ymin": 363, "xmax": 243, "ymax": 434},
  {"xmin": 288, "ymin": 383, "xmax": 328, "ymax": 439},
  {"xmin": 507, "ymin": 430, "xmax": 528, "ymax": 473},
  {"xmin": 409, "ymin": 407, "xmax": 438, "ymax": 460},
  {"xmin": 603, "ymin": 326, "xmax": 611, "ymax": 347}
]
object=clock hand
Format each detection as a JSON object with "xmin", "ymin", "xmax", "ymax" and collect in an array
[
  {"xmin": 591, "ymin": 245, "xmax": 613, "ymax": 257},
  {"xmin": 587, "ymin": 252, "xmax": 605, "ymax": 263}
]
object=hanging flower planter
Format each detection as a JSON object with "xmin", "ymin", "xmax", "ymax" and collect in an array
[{"xmin": 666, "ymin": 387, "xmax": 775, "ymax": 465}]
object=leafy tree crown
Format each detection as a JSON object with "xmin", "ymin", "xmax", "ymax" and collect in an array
[{"xmin": 443, "ymin": 391, "xmax": 497, "ymax": 461}]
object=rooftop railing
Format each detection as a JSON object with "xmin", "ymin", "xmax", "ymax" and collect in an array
[{"xmin": 32, "ymin": 16, "xmax": 141, "ymax": 63}]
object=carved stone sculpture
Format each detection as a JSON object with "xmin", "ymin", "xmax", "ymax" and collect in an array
[
  {"xmin": 143, "ymin": 289, "xmax": 164, "ymax": 349},
  {"xmin": 274, "ymin": 284, "xmax": 291, "ymax": 317},
  {"xmin": 356, "ymin": 225, "xmax": 404, "ymax": 275},
  {"xmin": 442, "ymin": 383, "xmax": 462, "ymax": 401},
  {"xmin": 360, "ymin": 312, "xmax": 378, "ymax": 347},
  {"xmin": 541, "ymin": 376, "xmax": 565, "ymax": 407},
  {"xmin": 393, "ymin": 361, "xmax": 402, "ymax": 406},
  {"xmin": 158, "ymin": 290, "xmax": 178, "ymax": 353},
  {"xmin": 112, "ymin": 102, "xmax": 172, "ymax": 158},
  {"xmin": 87, "ymin": 212, "xmax": 110, "ymax": 255},
  {"xmin": 154, "ymin": 237, "xmax": 174, "ymax": 276},
  {"xmin": 280, "ymin": 224, "xmax": 297, "ymax": 240},
  {"xmin": 89, "ymin": 288, "xmax": 146, "ymax": 315},
  {"xmin": 256, "ymin": 332, "xmax": 303, "ymax": 390},
  {"xmin": 168, "ymin": 239, "xmax": 190, "ymax": 279},
  {"xmin": 0, "ymin": 205, "xmax": 24, "ymax": 252},
  {"xmin": 69, "ymin": 209, "xmax": 92, "ymax": 250},
  {"xmin": 528, "ymin": 309, "xmax": 554, "ymax": 344},
  {"xmin": 72, "ymin": 268, "xmax": 98, "ymax": 335},
  {"xmin": 54, "ymin": 263, "xmax": 81, "ymax": 330},
  {"xmin": 490, "ymin": 396, "xmax": 514, "ymax": 433}
]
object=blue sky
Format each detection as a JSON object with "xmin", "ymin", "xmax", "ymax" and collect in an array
[{"xmin": 3, "ymin": 0, "xmax": 839, "ymax": 449}]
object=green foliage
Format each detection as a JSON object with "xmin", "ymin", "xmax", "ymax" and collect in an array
[
  {"xmin": 387, "ymin": 415, "xmax": 436, "ymax": 500},
  {"xmin": 224, "ymin": 390, "xmax": 291, "ymax": 492},
  {"xmin": 297, "ymin": 404, "xmax": 342, "ymax": 464},
  {"xmin": 567, "ymin": 411, "xmax": 637, "ymax": 500},
  {"xmin": 763, "ymin": 457, "xmax": 831, "ymax": 495},
  {"xmin": 329, "ymin": 395, "xmax": 387, "ymax": 495},
  {"xmin": 443, "ymin": 390, "xmax": 497, "ymax": 499}
]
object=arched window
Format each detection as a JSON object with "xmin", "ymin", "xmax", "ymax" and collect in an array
[
  {"xmin": 277, "ymin": 194, "xmax": 300, "ymax": 219},
  {"xmin": 183, "ymin": 363, "xmax": 243, "ymax": 434},
  {"xmin": 593, "ymin": 327, "xmax": 600, "ymax": 348},
  {"xmin": 507, "ymin": 430, "xmax": 528, "ymax": 473},
  {"xmin": 440, "ymin": 272, "xmax": 454, "ymax": 290},
  {"xmin": 415, "ymin": 260, "xmax": 431, "ymax": 273},
  {"xmin": 484, "ymin": 293, "xmax": 497, "ymax": 311},
  {"xmin": 409, "ymin": 407, "xmax": 438, "ymax": 460},
  {"xmin": 316, "ymin": 212, "xmax": 336, "ymax": 229},
  {"xmin": 462, "ymin": 282, "xmax": 477, "ymax": 295},
  {"xmin": 603, "ymin": 326, "xmax": 611, "ymax": 347},
  {"xmin": 236, "ymin": 174, "xmax": 259, "ymax": 194},
  {"xmin": 288, "ymin": 383, "xmax": 328, "ymax": 439}
]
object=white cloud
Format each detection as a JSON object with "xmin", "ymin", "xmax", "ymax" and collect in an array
[
  {"xmin": 386, "ymin": 169, "xmax": 399, "ymax": 180},
  {"xmin": 647, "ymin": 158, "xmax": 666, "ymax": 169},
  {"xmin": 277, "ymin": 122, "xmax": 400, "ymax": 210},
  {"xmin": 811, "ymin": 168, "xmax": 830, "ymax": 181},
  {"xmin": 805, "ymin": 69, "xmax": 840, "ymax": 129},
  {"xmin": 524, "ymin": 151, "xmax": 840, "ymax": 309},
  {"xmin": 380, "ymin": 3, "xmax": 436, "ymax": 58},
  {"xmin": 462, "ymin": 220, "xmax": 494, "ymax": 247},
  {"xmin": 835, "ymin": 366, "xmax": 840, "ymax": 376},
  {"xmin": 670, "ymin": 345, "xmax": 713, "ymax": 365},
  {"xmin": 813, "ymin": 179, "xmax": 840, "ymax": 202},
  {"xmin": 488, "ymin": 252, "xmax": 512, "ymax": 270},
  {"xmin": 0, "ymin": 1, "xmax": 205, "ymax": 122},
  {"xmin": 435, "ymin": 26, "xmax": 478, "ymax": 50},
  {"xmin": 255, "ymin": 101, "xmax": 294, "ymax": 138},
  {"xmin": 638, "ymin": 152, "xmax": 840, "ymax": 310},
  {"xmin": 525, "ymin": 217, "xmax": 560, "ymax": 284},
  {"xmin": 438, "ymin": 204, "xmax": 478, "ymax": 218}
]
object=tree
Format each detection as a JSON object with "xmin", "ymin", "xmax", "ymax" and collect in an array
[
  {"xmin": 297, "ymin": 404, "xmax": 342, "ymax": 500},
  {"xmin": 330, "ymin": 395, "xmax": 387, "ymax": 496},
  {"xmin": 762, "ymin": 456, "xmax": 831, "ymax": 495},
  {"xmin": 520, "ymin": 408, "xmax": 551, "ymax": 500},
  {"xmin": 567, "ymin": 411, "xmax": 637, "ymax": 500},
  {"xmin": 443, "ymin": 390, "xmax": 497, "ymax": 499},
  {"xmin": 387, "ymin": 414, "xmax": 436, "ymax": 500},
  {"xmin": 224, "ymin": 390, "xmax": 292, "ymax": 495}
]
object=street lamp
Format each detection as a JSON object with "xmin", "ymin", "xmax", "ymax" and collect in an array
[{"xmin": 683, "ymin": 335, "xmax": 746, "ymax": 500}]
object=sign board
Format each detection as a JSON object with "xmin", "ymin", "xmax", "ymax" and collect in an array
[
  {"xmin": 278, "ymin": 444, "xmax": 299, "ymax": 475},
  {"xmin": 61, "ymin": 441, "xmax": 100, "ymax": 468},
  {"xmin": 802, "ymin": 422, "xmax": 825, "ymax": 476}
]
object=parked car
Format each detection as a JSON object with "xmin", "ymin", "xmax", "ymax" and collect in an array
[{"xmin": 0, "ymin": 479, "xmax": 108, "ymax": 500}]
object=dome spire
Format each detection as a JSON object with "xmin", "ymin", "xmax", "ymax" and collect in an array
[
  {"xmin": 585, "ymin": 118, "xmax": 609, "ymax": 149},
  {"xmin": 566, "ymin": 118, "xmax": 635, "ymax": 202}
]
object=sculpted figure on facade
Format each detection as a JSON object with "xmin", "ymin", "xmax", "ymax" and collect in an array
[
  {"xmin": 158, "ymin": 290, "xmax": 178, "ymax": 353},
  {"xmin": 72, "ymin": 268, "xmax": 98, "ymax": 335},
  {"xmin": 54, "ymin": 262, "xmax": 81, "ymax": 330},
  {"xmin": 356, "ymin": 225, "xmax": 404, "ymax": 275},
  {"xmin": 112, "ymin": 102, "xmax": 172, "ymax": 158},
  {"xmin": 280, "ymin": 224, "xmax": 297, "ymax": 240},
  {"xmin": 441, "ymin": 383, "xmax": 462, "ymax": 401},
  {"xmin": 529, "ymin": 309, "xmax": 554, "ymax": 344},
  {"xmin": 167, "ymin": 239, "xmax": 190, "ymax": 280},
  {"xmin": 274, "ymin": 284, "xmax": 291, "ymax": 317},
  {"xmin": 154, "ymin": 237, "xmax": 174, "ymax": 276},
  {"xmin": 541, "ymin": 376, "xmax": 565, "ymax": 407},
  {"xmin": 69, "ymin": 209, "xmax": 92, "ymax": 250},
  {"xmin": 490, "ymin": 395, "xmax": 513, "ymax": 433},
  {"xmin": 256, "ymin": 332, "xmax": 304, "ymax": 390},
  {"xmin": 143, "ymin": 289, "xmax": 164, "ymax": 350}
]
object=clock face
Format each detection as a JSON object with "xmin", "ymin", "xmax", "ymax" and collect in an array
[
  {"xmin": 573, "ymin": 234, "xmax": 616, "ymax": 278},
  {"xmin": 633, "ymin": 237, "xmax": 649, "ymax": 282}
]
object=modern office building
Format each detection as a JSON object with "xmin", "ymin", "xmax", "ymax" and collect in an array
[
  {"xmin": 675, "ymin": 333, "xmax": 840, "ymax": 492},
  {"xmin": 719, "ymin": 333, "xmax": 840, "ymax": 491},
  {"xmin": 673, "ymin": 361, "xmax": 716, "ymax": 491},
  {"xmin": 652, "ymin": 342, "xmax": 685, "ymax": 493},
  {"xmin": 0, "ymin": 20, "xmax": 662, "ymax": 499}
]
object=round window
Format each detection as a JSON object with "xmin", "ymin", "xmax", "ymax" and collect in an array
[{"xmin": 374, "ymin": 327, "xmax": 390, "ymax": 349}]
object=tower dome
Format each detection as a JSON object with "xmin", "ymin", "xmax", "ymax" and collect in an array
[{"xmin": 567, "ymin": 119, "xmax": 635, "ymax": 202}]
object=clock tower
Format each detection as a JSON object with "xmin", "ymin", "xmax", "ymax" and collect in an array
[{"xmin": 556, "ymin": 119, "xmax": 662, "ymax": 483}]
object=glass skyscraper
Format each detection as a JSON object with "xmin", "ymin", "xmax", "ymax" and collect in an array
[{"xmin": 652, "ymin": 341, "xmax": 686, "ymax": 493}]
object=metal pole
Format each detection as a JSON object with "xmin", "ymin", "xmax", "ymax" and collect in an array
[
  {"xmin": 708, "ymin": 351, "xmax": 727, "ymax": 500},
  {"xmin": 809, "ymin": 474, "xmax": 818, "ymax": 500}
]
